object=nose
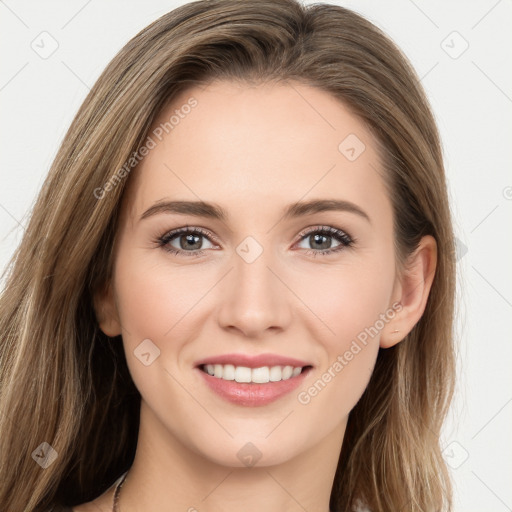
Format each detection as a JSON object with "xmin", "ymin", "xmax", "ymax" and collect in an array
[{"xmin": 216, "ymin": 244, "xmax": 293, "ymax": 339}]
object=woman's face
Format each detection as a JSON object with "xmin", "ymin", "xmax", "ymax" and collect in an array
[{"xmin": 104, "ymin": 80, "xmax": 402, "ymax": 467}]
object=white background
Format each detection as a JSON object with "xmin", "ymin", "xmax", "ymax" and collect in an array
[{"xmin": 1, "ymin": 1, "xmax": 511, "ymax": 510}]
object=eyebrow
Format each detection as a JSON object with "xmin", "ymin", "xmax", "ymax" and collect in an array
[{"xmin": 140, "ymin": 198, "xmax": 371, "ymax": 224}]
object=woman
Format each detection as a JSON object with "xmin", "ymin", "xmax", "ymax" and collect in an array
[{"xmin": 0, "ymin": 0, "xmax": 456, "ymax": 511}]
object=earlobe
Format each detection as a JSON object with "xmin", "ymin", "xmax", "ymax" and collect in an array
[
  {"xmin": 93, "ymin": 281, "xmax": 122, "ymax": 337},
  {"xmin": 380, "ymin": 235, "xmax": 437, "ymax": 349}
]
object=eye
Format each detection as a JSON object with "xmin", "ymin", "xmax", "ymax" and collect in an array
[
  {"xmin": 295, "ymin": 225, "xmax": 354, "ymax": 257},
  {"xmin": 156, "ymin": 224, "xmax": 354, "ymax": 258},
  {"xmin": 157, "ymin": 226, "xmax": 217, "ymax": 257}
]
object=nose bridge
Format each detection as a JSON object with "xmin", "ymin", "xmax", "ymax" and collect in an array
[{"xmin": 216, "ymin": 234, "xmax": 291, "ymax": 337}]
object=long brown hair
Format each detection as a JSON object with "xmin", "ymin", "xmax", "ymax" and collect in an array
[{"xmin": 0, "ymin": 1, "xmax": 456, "ymax": 510}]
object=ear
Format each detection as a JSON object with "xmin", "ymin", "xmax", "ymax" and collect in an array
[
  {"xmin": 93, "ymin": 281, "xmax": 122, "ymax": 337},
  {"xmin": 380, "ymin": 235, "xmax": 437, "ymax": 348}
]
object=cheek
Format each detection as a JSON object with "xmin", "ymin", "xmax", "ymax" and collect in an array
[
  {"xmin": 296, "ymin": 256, "xmax": 395, "ymax": 346},
  {"xmin": 292, "ymin": 253, "xmax": 394, "ymax": 409},
  {"xmin": 113, "ymin": 251, "xmax": 208, "ymax": 341},
  {"xmin": 293, "ymin": 290, "xmax": 386, "ymax": 437},
  {"xmin": 112, "ymin": 249, "xmax": 226, "ymax": 393},
  {"xmin": 111, "ymin": 251, "xmax": 210, "ymax": 424}
]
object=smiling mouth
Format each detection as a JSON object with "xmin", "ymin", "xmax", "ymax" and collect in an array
[{"xmin": 199, "ymin": 363, "xmax": 312, "ymax": 384}]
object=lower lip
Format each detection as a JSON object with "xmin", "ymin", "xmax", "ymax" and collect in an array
[{"xmin": 196, "ymin": 367, "xmax": 312, "ymax": 407}]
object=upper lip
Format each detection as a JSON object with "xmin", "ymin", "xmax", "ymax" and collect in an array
[{"xmin": 195, "ymin": 353, "xmax": 312, "ymax": 369}]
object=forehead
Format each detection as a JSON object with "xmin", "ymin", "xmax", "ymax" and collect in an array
[{"xmin": 123, "ymin": 80, "xmax": 391, "ymax": 227}]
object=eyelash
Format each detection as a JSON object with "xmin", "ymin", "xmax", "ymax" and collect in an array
[{"xmin": 156, "ymin": 225, "xmax": 354, "ymax": 258}]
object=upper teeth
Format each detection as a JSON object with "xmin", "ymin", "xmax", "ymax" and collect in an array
[{"xmin": 203, "ymin": 364, "xmax": 303, "ymax": 383}]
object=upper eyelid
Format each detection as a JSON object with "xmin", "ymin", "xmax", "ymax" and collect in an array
[{"xmin": 300, "ymin": 225, "xmax": 350, "ymax": 236}]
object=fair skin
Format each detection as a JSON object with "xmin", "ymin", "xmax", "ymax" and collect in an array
[{"xmin": 76, "ymin": 80, "xmax": 436, "ymax": 512}]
